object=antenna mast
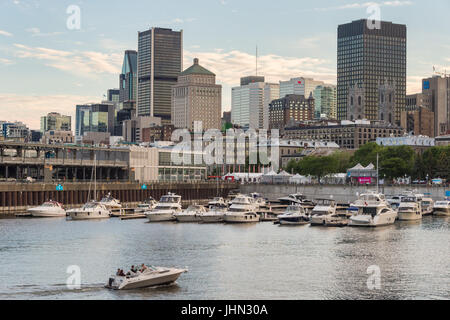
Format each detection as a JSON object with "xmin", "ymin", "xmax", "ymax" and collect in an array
[{"xmin": 256, "ymin": 45, "xmax": 258, "ymax": 76}]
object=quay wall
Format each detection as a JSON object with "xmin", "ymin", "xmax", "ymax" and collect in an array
[
  {"xmin": 0, "ymin": 182, "xmax": 239, "ymax": 216},
  {"xmin": 240, "ymin": 184, "xmax": 449, "ymax": 203}
]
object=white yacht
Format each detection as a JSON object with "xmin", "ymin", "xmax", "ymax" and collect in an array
[
  {"xmin": 349, "ymin": 192, "xmax": 397, "ymax": 227},
  {"xmin": 67, "ymin": 201, "xmax": 110, "ymax": 220},
  {"xmin": 106, "ymin": 265, "xmax": 187, "ymax": 290},
  {"xmin": 200, "ymin": 198, "xmax": 228, "ymax": 223},
  {"xmin": 223, "ymin": 194, "xmax": 260, "ymax": 223},
  {"xmin": 433, "ymin": 200, "xmax": 450, "ymax": 216},
  {"xmin": 146, "ymin": 193, "xmax": 181, "ymax": 222},
  {"xmin": 135, "ymin": 197, "xmax": 158, "ymax": 213},
  {"xmin": 421, "ymin": 197, "xmax": 434, "ymax": 216},
  {"xmin": 397, "ymin": 193, "xmax": 423, "ymax": 221},
  {"xmin": 278, "ymin": 193, "xmax": 306, "ymax": 205},
  {"xmin": 27, "ymin": 201, "xmax": 66, "ymax": 217},
  {"xmin": 310, "ymin": 199, "xmax": 337, "ymax": 226},
  {"xmin": 387, "ymin": 195, "xmax": 404, "ymax": 211},
  {"xmin": 99, "ymin": 193, "xmax": 122, "ymax": 209},
  {"xmin": 174, "ymin": 204, "xmax": 206, "ymax": 222},
  {"xmin": 277, "ymin": 205, "xmax": 309, "ymax": 226}
]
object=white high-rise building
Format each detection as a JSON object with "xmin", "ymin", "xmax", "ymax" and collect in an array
[
  {"xmin": 279, "ymin": 77, "xmax": 325, "ymax": 99},
  {"xmin": 232, "ymin": 77, "xmax": 279, "ymax": 129}
]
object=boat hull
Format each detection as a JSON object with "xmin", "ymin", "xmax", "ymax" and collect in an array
[
  {"xmin": 398, "ymin": 210, "xmax": 422, "ymax": 221},
  {"xmin": 200, "ymin": 214, "xmax": 224, "ymax": 223},
  {"xmin": 433, "ymin": 208, "xmax": 450, "ymax": 216},
  {"xmin": 106, "ymin": 269, "xmax": 186, "ymax": 290},
  {"xmin": 175, "ymin": 214, "xmax": 201, "ymax": 223},
  {"xmin": 146, "ymin": 213, "xmax": 176, "ymax": 222},
  {"xmin": 279, "ymin": 218, "xmax": 309, "ymax": 226},
  {"xmin": 310, "ymin": 215, "xmax": 327, "ymax": 226},
  {"xmin": 69, "ymin": 211, "xmax": 110, "ymax": 220},
  {"xmin": 349, "ymin": 212, "xmax": 397, "ymax": 227},
  {"xmin": 223, "ymin": 214, "xmax": 259, "ymax": 223},
  {"xmin": 27, "ymin": 209, "xmax": 66, "ymax": 217}
]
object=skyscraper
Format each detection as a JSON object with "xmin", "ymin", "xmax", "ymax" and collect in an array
[
  {"xmin": 279, "ymin": 77, "xmax": 324, "ymax": 99},
  {"xmin": 172, "ymin": 58, "xmax": 222, "ymax": 130},
  {"xmin": 314, "ymin": 85, "xmax": 337, "ymax": 119},
  {"xmin": 40, "ymin": 112, "xmax": 71, "ymax": 133},
  {"xmin": 337, "ymin": 19, "xmax": 407, "ymax": 123},
  {"xmin": 137, "ymin": 27, "xmax": 183, "ymax": 123},
  {"xmin": 119, "ymin": 50, "xmax": 137, "ymax": 103},
  {"xmin": 422, "ymin": 76, "xmax": 450, "ymax": 136}
]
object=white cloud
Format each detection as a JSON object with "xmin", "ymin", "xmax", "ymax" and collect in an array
[
  {"xmin": 313, "ymin": 1, "xmax": 413, "ymax": 11},
  {"xmin": 0, "ymin": 58, "xmax": 14, "ymax": 65},
  {"xmin": 13, "ymin": 43, "xmax": 122, "ymax": 78},
  {"xmin": 0, "ymin": 30, "xmax": 13, "ymax": 37},
  {"xmin": 184, "ymin": 49, "xmax": 336, "ymax": 86},
  {"xmin": 0, "ymin": 93, "xmax": 100, "ymax": 130}
]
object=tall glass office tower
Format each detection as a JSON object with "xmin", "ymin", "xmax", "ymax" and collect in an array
[
  {"xmin": 119, "ymin": 50, "xmax": 137, "ymax": 103},
  {"xmin": 137, "ymin": 27, "xmax": 183, "ymax": 123},
  {"xmin": 337, "ymin": 19, "xmax": 406, "ymax": 123}
]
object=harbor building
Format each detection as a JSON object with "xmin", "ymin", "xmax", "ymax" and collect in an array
[
  {"xmin": 137, "ymin": 27, "xmax": 183, "ymax": 124},
  {"xmin": 337, "ymin": 19, "xmax": 407, "ymax": 123},
  {"xmin": 40, "ymin": 112, "xmax": 71, "ymax": 134},
  {"xmin": 284, "ymin": 119, "xmax": 404, "ymax": 149},
  {"xmin": 172, "ymin": 58, "xmax": 222, "ymax": 130}
]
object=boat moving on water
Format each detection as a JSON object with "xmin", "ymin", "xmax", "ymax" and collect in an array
[
  {"xmin": 106, "ymin": 265, "xmax": 187, "ymax": 290},
  {"xmin": 27, "ymin": 201, "xmax": 66, "ymax": 217}
]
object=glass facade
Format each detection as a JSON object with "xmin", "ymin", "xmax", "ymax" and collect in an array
[
  {"xmin": 337, "ymin": 19, "xmax": 407, "ymax": 123},
  {"xmin": 137, "ymin": 28, "xmax": 183, "ymax": 123},
  {"xmin": 119, "ymin": 50, "xmax": 137, "ymax": 103}
]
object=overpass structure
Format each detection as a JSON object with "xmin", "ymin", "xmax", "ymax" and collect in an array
[{"xmin": 0, "ymin": 141, "xmax": 130, "ymax": 183}]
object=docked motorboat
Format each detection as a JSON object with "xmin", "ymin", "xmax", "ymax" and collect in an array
[
  {"xmin": 421, "ymin": 197, "xmax": 434, "ymax": 216},
  {"xmin": 324, "ymin": 212, "xmax": 350, "ymax": 227},
  {"xmin": 105, "ymin": 265, "xmax": 187, "ymax": 290},
  {"xmin": 67, "ymin": 201, "xmax": 110, "ymax": 220},
  {"xmin": 207, "ymin": 197, "xmax": 228, "ymax": 208},
  {"xmin": 433, "ymin": 200, "xmax": 450, "ymax": 216},
  {"xmin": 250, "ymin": 193, "xmax": 270, "ymax": 210},
  {"xmin": 135, "ymin": 197, "xmax": 158, "ymax": 213},
  {"xmin": 387, "ymin": 195, "xmax": 404, "ymax": 211},
  {"xmin": 310, "ymin": 199, "xmax": 337, "ymax": 226},
  {"xmin": 277, "ymin": 205, "xmax": 309, "ymax": 226},
  {"xmin": 99, "ymin": 193, "xmax": 122, "ymax": 210},
  {"xmin": 349, "ymin": 192, "xmax": 397, "ymax": 227},
  {"xmin": 397, "ymin": 193, "xmax": 423, "ymax": 221},
  {"xmin": 200, "ymin": 198, "xmax": 228, "ymax": 223},
  {"xmin": 174, "ymin": 204, "xmax": 206, "ymax": 222},
  {"xmin": 27, "ymin": 201, "xmax": 66, "ymax": 217},
  {"xmin": 223, "ymin": 194, "xmax": 260, "ymax": 223},
  {"xmin": 146, "ymin": 193, "xmax": 181, "ymax": 222}
]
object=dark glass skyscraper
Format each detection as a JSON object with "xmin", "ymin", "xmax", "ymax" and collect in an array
[
  {"xmin": 137, "ymin": 27, "xmax": 183, "ymax": 123},
  {"xmin": 119, "ymin": 50, "xmax": 137, "ymax": 103},
  {"xmin": 337, "ymin": 19, "xmax": 406, "ymax": 123}
]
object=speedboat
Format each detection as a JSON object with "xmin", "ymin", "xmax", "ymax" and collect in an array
[
  {"xmin": 99, "ymin": 193, "xmax": 122, "ymax": 209},
  {"xmin": 135, "ymin": 197, "xmax": 158, "ymax": 213},
  {"xmin": 349, "ymin": 192, "xmax": 397, "ymax": 227},
  {"xmin": 421, "ymin": 197, "xmax": 434, "ymax": 216},
  {"xmin": 174, "ymin": 205, "xmax": 206, "ymax": 222},
  {"xmin": 146, "ymin": 193, "xmax": 181, "ymax": 222},
  {"xmin": 433, "ymin": 200, "xmax": 450, "ymax": 216},
  {"xmin": 27, "ymin": 201, "xmax": 66, "ymax": 217},
  {"xmin": 223, "ymin": 194, "xmax": 260, "ymax": 223},
  {"xmin": 324, "ymin": 212, "xmax": 350, "ymax": 227},
  {"xmin": 105, "ymin": 265, "xmax": 187, "ymax": 290},
  {"xmin": 249, "ymin": 193, "xmax": 270, "ymax": 210},
  {"xmin": 397, "ymin": 193, "xmax": 423, "ymax": 221},
  {"xmin": 67, "ymin": 201, "xmax": 110, "ymax": 220},
  {"xmin": 278, "ymin": 193, "xmax": 315, "ymax": 213},
  {"xmin": 277, "ymin": 205, "xmax": 309, "ymax": 226},
  {"xmin": 310, "ymin": 199, "xmax": 337, "ymax": 226}
]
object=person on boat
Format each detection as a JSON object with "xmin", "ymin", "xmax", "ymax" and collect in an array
[
  {"xmin": 116, "ymin": 269, "xmax": 121, "ymax": 276},
  {"xmin": 131, "ymin": 265, "xmax": 138, "ymax": 273},
  {"xmin": 118, "ymin": 269, "xmax": 125, "ymax": 277},
  {"xmin": 140, "ymin": 264, "xmax": 148, "ymax": 272}
]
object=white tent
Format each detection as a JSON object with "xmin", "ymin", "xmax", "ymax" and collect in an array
[
  {"xmin": 289, "ymin": 174, "xmax": 311, "ymax": 185},
  {"xmin": 273, "ymin": 170, "xmax": 292, "ymax": 184},
  {"xmin": 365, "ymin": 163, "xmax": 375, "ymax": 170},
  {"xmin": 349, "ymin": 163, "xmax": 365, "ymax": 170},
  {"xmin": 262, "ymin": 170, "xmax": 278, "ymax": 184}
]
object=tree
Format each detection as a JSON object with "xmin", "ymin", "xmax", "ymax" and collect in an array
[
  {"xmin": 297, "ymin": 155, "xmax": 338, "ymax": 183},
  {"xmin": 380, "ymin": 157, "xmax": 411, "ymax": 180},
  {"xmin": 350, "ymin": 142, "xmax": 383, "ymax": 167}
]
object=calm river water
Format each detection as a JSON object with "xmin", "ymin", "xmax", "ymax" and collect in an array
[{"xmin": 0, "ymin": 216, "xmax": 448, "ymax": 300}]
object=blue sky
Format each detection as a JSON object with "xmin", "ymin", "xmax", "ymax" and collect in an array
[{"xmin": 1, "ymin": 0, "xmax": 450, "ymax": 129}]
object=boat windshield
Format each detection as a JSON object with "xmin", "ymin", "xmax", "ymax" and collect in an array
[
  {"xmin": 362, "ymin": 207, "xmax": 378, "ymax": 215},
  {"xmin": 435, "ymin": 201, "xmax": 450, "ymax": 206},
  {"xmin": 286, "ymin": 205, "xmax": 303, "ymax": 213},
  {"xmin": 316, "ymin": 199, "xmax": 335, "ymax": 206},
  {"xmin": 83, "ymin": 202, "xmax": 99, "ymax": 209},
  {"xmin": 160, "ymin": 196, "xmax": 180, "ymax": 203},
  {"xmin": 229, "ymin": 207, "xmax": 249, "ymax": 213},
  {"xmin": 401, "ymin": 197, "xmax": 417, "ymax": 203},
  {"xmin": 42, "ymin": 202, "xmax": 57, "ymax": 207}
]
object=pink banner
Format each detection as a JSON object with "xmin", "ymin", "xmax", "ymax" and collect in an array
[{"xmin": 358, "ymin": 177, "xmax": 372, "ymax": 184}]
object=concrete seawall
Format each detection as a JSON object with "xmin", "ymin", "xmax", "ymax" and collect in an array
[{"xmin": 240, "ymin": 184, "xmax": 449, "ymax": 203}]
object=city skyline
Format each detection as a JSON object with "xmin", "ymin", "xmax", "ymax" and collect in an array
[{"xmin": 1, "ymin": 0, "xmax": 450, "ymax": 129}]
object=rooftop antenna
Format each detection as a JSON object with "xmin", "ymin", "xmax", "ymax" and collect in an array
[{"xmin": 256, "ymin": 45, "xmax": 258, "ymax": 76}]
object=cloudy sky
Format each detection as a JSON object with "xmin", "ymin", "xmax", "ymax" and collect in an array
[{"xmin": 1, "ymin": 0, "xmax": 450, "ymax": 130}]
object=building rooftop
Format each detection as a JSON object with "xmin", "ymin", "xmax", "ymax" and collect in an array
[{"xmin": 180, "ymin": 58, "xmax": 215, "ymax": 76}]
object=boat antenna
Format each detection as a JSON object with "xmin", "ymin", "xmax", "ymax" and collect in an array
[
  {"xmin": 256, "ymin": 45, "xmax": 258, "ymax": 76},
  {"xmin": 94, "ymin": 152, "xmax": 97, "ymax": 201},
  {"xmin": 376, "ymin": 152, "xmax": 379, "ymax": 194}
]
